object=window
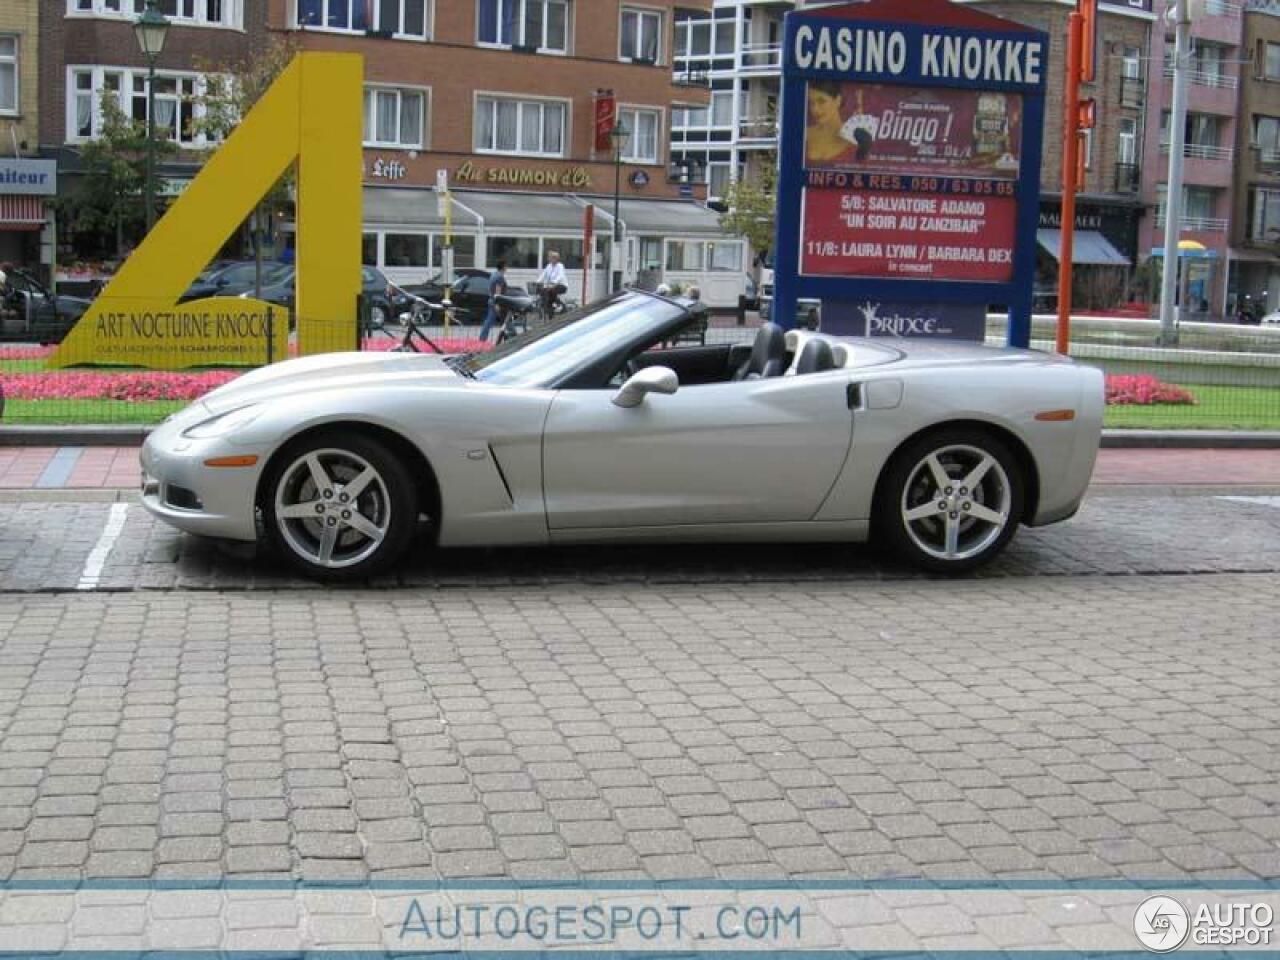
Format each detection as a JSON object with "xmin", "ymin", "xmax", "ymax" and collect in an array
[
  {"xmin": 618, "ymin": 106, "xmax": 660, "ymax": 164},
  {"xmin": 665, "ymin": 241, "xmax": 704, "ymax": 272},
  {"xmin": 363, "ymin": 87, "xmax": 425, "ymax": 148},
  {"xmin": 477, "ymin": 0, "xmax": 568, "ymax": 53},
  {"xmin": 708, "ymin": 162, "xmax": 732, "ymax": 197},
  {"xmin": 489, "ymin": 236, "xmax": 540, "ymax": 269},
  {"xmin": 1266, "ymin": 42, "xmax": 1280, "ymax": 80},
  {"xmin": 1257, "ymin": 116, "xmax": 1280, "ymax": 151},
  {"xmin": 296, "ymin": 0, "xmax": 367, "ymax": 30},
  {"xmin": 372, "ymin": 0, "xmax": 430, "ymax": 38},
  {"xmin": 620, "ymin": 8, "xmax": 661, "ymax": 62},
  {"xmin": 1122, "ymin": 45, "xmax": 1142, "ymax": 79},
  {"xmin": 69, "ymin": 66, "xmax": 216, "ymax": 145},
  {"xmin": 708, "ymin": 242, "xmax": 742, "ymax": 272},
  {"xmin": 385, "ymin": 234, "xmax": 430, "ymax": 267},
  {"xmin": 434, "ymin": 235, "xmax": 475, "ymax": 269},
  {"xmin": 1081, "ymin": 127, "xmax": 1093, "ymax": 170},
  {"xmin": 710, "ymin": 91, "xmax": 733, "ymax": 128},
  {"xmin": 362, "ymin": 234, "xmax": 379, "ymax": 266},
  {"xmin": 1252, "ymin": 188, "xmax": 1280, "ymax": 242},
  {"xmin": 300, "ymin": 0, "xmax": 429, "ymax": 37},
  {"xmin": 475, "ymin": 95, "xmax": 566, "ymax": 156},
  {"xmin": 70, "ymin": 0, "xmax": 239, "ymax": 28},
  {"xmin": 672, "ymin": 105, "xmax": 708, "ymax": 130},
  {"xmin": 0, "ymin": 36, "xmax": 16, "ymax": 115},
  {"xmin": 1118, "ymin": 117, "xmax": 1138, "ymax": 165}
]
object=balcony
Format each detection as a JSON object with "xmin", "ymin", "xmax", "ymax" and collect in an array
[
  {"xmin": 738, "ymin": 118, "xmax": 778, "ymax": 145},
  {"xmin": 1162, "ymin": 63, "xmax": 1239, "ymax": 90},
  {"xmin": 740, "ymin": 43, "xmax": 781, "ymax": 74},
  {"xmin": 672, "ymin": 66, "xmax": 711, "ymax": 89},
  {"xmin": 1160, "ymin": 141, "xmax": 1234, "ymax": 161},
  {"xmin": 1155, "ymin": 213, "xmax": 1230, "ymax": 232},
  {"xmin": 1119, "ymin": 76, "xmax": 1145, "ymax": 108},
  {"xmin": 1114, "ymin": 162, "xmax": 1141, "ymax": 194}
]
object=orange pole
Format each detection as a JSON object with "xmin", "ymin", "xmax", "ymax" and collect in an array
[
  {"xmin": 1056, "ymin": 11, "xmax": 1084, "ymax": 356},
  {"xmin": 582, "ymin": 204, "xmax": 595, "ymax": 303}
]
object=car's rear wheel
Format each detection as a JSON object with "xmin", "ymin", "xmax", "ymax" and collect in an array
[
  {"xmin": 264, "ymin": 433, "xmax": 417, "ymax": 580},
  {"xmin": 876, "ymin": 428, "xmax": 1024, "ymax": 573}
]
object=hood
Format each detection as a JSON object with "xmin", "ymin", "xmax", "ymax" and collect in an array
[
  {"xmin": 875, "ymin": 340, "xmax": 1074, "ymax": 370},
  {"xmin": 200, "ymin": 350, "xmax": 460, "ymax": 413}
]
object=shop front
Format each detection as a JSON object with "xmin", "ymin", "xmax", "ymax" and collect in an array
[
  {"xmin": 1035, "ymin": 199, "xmax": 1142, "ymax": 312},
  {"xmin": 0, "ymin": 158, "xmax": 56, "ymax": 283},
  {"xmin": 356, "ymin": 186, "xmax": 747, "ymax": 309}
]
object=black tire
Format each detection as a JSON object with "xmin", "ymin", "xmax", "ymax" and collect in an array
[
  {"xmin": 874, "ymin": 427, "xmax": 1025, "ymax": 574},
  {"xmin": 263, "ymin": 431, "xmax": 418, "ymax": 581}
]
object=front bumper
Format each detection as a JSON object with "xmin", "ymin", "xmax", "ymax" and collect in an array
[{"xmin": 139, "ymin": 419, "xmax": 266, "ymax": 542}]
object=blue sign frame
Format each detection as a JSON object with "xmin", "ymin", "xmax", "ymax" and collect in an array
[{"xmin": 770, "ymin": 0, "xmax": 1048, "ymax": 348}]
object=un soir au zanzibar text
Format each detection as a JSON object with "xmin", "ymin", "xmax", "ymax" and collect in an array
[{"xmin": 793, "ymin": 26, "xmax": 1043, "ymax": 86}]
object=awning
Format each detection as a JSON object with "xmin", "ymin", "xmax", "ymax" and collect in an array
[
  {"xmin": 455, "ymin": 191, "xmax": 593, "ymax": 232},
  {"xmin": 0, "ymin": 195, "xmax": 45, "ymax": 231},
  {"xmin": 611, "ymin": 198, "xmax": 726, "ymax": 237},
  {"xmin": 1037, "ymin": 228, "xmax": 1130, "ymax": 266},
  {"xmin": 362, "ymin": 187, "xmax": 482, "ymax": 229}
]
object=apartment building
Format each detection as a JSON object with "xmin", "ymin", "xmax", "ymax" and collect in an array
[
  {"xmin": 1230, "ymin": 0, "xmax": 1280, "ymax": 314},
  {"xmin": 1, "ymin": 0, "xmax": 55, "ymax": 275},
  {"xmin": 1141, "ymin": 0, "xmax": 1247, "ymax": 319}
]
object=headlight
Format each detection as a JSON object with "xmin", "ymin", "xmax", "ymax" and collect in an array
[{"xmin": 182, "ymin": 405, "xmax": 263, "ymax": 439}]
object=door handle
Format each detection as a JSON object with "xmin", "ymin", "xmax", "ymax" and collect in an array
[{"xmin": 846, "ymin": 383, "xmax": 862, "ymax": 410}]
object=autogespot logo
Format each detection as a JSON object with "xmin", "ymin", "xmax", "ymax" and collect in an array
[{"xmin": 1134, "ymin": 896, "xmax": 1191, "ymax": 952}]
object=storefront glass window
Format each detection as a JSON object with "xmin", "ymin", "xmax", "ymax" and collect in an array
[
  {"xmin": 709, "ymin": 243, "xmax": 742, "ymax": 272},
  {"xmin": 490, "ymin": 236, "xmax": 540, "ymax": 269},
  {"xmin": 434, "ymin": 235, "xmax": 476, "ymax": 269},
  {"xmin": 385, "ymin": 234, "xmax": 430, "ymax": 267},
  {"xmin": 362, "ymin": 233, "xmax": 378, "ymax": 266}
]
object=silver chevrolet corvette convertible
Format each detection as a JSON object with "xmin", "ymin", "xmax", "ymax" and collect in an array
[{"xmin": 141, "ymin": 290, "xmax": 1104, "ymax": 580}]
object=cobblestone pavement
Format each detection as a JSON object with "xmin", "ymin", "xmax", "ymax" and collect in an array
[
  {"xmin": 1, "ymin": 486, "xmax": 1279, "ymax": 887},
  {"xmin": 0, "ymin": 572, "xmax": 1277, "ymax": 885},
  {"xmin": 0, "ymin": 488, "xmax": 1278, "ymax": 592}
]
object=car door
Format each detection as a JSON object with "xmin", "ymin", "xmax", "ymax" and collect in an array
[
  {"xmin": 453, "ymin": 277, "xmax": 488, "ymax": 321},
  {"xmin": 542, "ymin": 372, "xmax": 854, "ymax": 530}
]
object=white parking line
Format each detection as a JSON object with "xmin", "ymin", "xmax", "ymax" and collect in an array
[
  {"xmin": 1218, "ymin": 496, "xmax": 1280, "ymax": 510},
  {"xmin": 77, "ymin": 503, "xmax": 130, "ymax": 591}
]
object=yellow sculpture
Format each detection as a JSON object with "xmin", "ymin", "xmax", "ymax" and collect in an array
[{"xmin": 49, "ymin": 52, "xmax": 363, "ymax": 370}]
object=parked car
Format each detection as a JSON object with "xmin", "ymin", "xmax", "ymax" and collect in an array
[
  {"xmin": 0, "ymin": 267, "xmax": 92, "ymax": 344},
  {"xmin": 252, "ymin": 265, "xmax": 397, "ymax": 327},
  {"xmin": 180, "ymin": 260, "xmax": 291, "ymax": 303},
  {"xmin": 140, "ymin": 289, "xmax": 1104, "ymax": 581},
  {"xmin": 395, "ymin": 269, "xmax": 491, "ymax": 323}
]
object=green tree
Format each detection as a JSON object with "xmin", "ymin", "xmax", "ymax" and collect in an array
[
  {"xmin": 717, "ymin": 161, "xmax": 777, "ymax": 257},
  {"xmin": 57, "ymin": 94, "xmax": 178, "ymax": 258}
]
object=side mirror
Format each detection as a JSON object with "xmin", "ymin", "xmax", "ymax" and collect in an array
[{"xmin": 612, "ymin": 365, "xmax": 679, "ymax": 408}]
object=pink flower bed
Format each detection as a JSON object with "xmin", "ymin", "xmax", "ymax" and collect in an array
[
  {"xmin": 0, "ymin": 370, "xmax": 241, "ymax": 402},
  {"xmin": 1105, "ymin": 374, "xmax": 1197, "ymax": 407},
  {"xmin": 0, "ymin": 345, "xmax": 56, "ymax": 360}
]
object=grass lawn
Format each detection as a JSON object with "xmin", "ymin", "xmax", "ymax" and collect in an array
[
  {"xmin": 1105, "ymin": 385, "xmax": 1280, "ymax": 431},
  {"xmin": 4, "ymin": 399, "xmax": 187, "ymax": 424}
]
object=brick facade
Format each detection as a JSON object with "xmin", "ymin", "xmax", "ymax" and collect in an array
[
  {"xmin": 0, "ymin": 0, "xmax": 40, "ymax": 151},
  {"xmin": 268, "ymin": 0, "xmax": 709, "ymax": 199}
]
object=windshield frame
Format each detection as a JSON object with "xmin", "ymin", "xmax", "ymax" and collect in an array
[{"xmin": 462, "ymin": 290, "xmax": 702, "ymax": 390}]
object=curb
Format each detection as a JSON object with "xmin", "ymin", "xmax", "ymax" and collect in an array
[{"xmin": 1, "ymin": 425, "xmax": 1279, "ymax": 449}]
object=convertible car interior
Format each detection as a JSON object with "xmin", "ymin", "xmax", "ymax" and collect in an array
[{"xmin": 630, "ymin": 321, "xmax": 850, "ymax": 387}]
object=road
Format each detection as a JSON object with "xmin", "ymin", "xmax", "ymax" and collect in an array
[{"xmin": 0, "ymin": 460, "xmax": 1278, "ymax": 889}]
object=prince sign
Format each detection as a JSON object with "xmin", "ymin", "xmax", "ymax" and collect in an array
[{"xmin": 770, "ymin": 0, "xmax": 1047, "ymax": 345}]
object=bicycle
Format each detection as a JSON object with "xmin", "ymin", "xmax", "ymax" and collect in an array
[
  {"xmin": 492, "ymin": 292, "xmax": 538, "ymax": 345},
  {"xmin": 532, "ymin": 282, "xmax": 575, "ymax": 325},
  {"xmin": 388, "ymin": 292, "xmax": 471, "ymax": 354}
]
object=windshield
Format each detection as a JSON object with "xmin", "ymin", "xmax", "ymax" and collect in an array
[
  {"xmin": 220, "ymin": 263, "xmax": 288, "ymax": 286},
  {"xmin": 464, "ymin": 291, "xmax": 688, "ymax": 388}
]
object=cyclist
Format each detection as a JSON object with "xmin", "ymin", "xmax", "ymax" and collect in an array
[{"xmin": 536, "ymin": 250, "xmax": 568, "ymax": 316}]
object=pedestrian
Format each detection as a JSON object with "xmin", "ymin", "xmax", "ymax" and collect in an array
[
  {"xmin": 480, "ymin": 259, "xmax": 508, "ymax": 342},
  {"xmin": 656, "ymin": 283, "xmax": 671, "ymax": 296},
  {"xmin": 686, "ymin": 285, "xmax": 702, "ymax": 302}
]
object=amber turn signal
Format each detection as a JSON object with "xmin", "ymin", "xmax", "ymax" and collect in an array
[
  {"xmin": 203, "ymin": 455, "xmax": 260, "ymax": 468},
  {"xmin": 1034, "ymin": 410, "xmax": 1076, "ymax": 422}
]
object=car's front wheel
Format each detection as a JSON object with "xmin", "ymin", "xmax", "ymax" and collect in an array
[
  {"xmin": 264, "ymin": 433, "xmax": 417, "ymax": 580},
  {"xmin": 876, "ymin": 428, "xmax": 1024, "ymax": 573}
]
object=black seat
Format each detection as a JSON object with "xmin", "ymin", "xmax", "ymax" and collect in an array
[
  {"xmin": 494, "ymin": 293, "xmax": 535, "ymax": 312},
  {"xmin": 733, "ymin": 323, "xmax": 787, "ymax": 381},
  {"xmin": 794, "ymin": 338, "xmax": 836, "ymax": 375}
]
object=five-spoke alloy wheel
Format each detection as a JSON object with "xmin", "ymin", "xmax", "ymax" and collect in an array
[
  {"xmin": 264, "ymin": 433, "xmax": 417, "ymax": 579},
  {"xmin": 877, "ymin": 428, "xmax": 1024, "ymax": 573}
]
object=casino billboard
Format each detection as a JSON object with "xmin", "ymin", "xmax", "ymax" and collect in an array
[{"xmin": 769, "ymin": 0, "xmax": 1048, "ymax": 345}]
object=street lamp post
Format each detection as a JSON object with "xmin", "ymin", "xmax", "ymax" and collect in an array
[
  {"xmin": 133, "ymin": 0, "xmax": 170, "ymax": 234},
  {"xmin": 609, "ymin": 119, "xmax": 631, "ymax": 294},
  {"xmin": 1158, "ymin": 0, "xmax": 1192, "ymax": 346}
]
